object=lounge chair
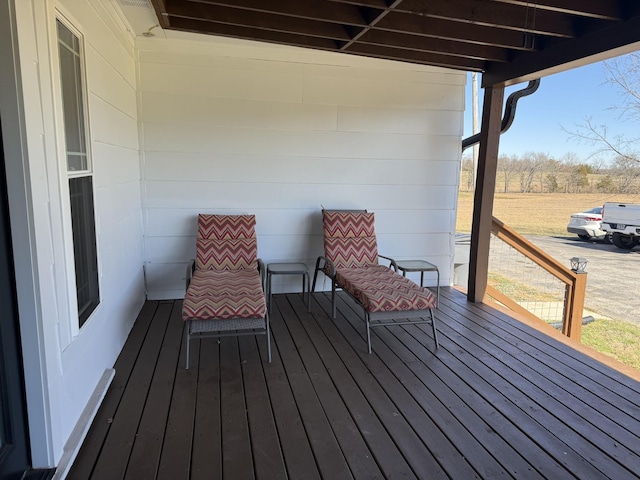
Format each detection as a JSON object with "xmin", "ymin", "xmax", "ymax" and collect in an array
[
  {"xmin": 182, "ymin": 214, "xmax": 270, "ymax": 368},
  {"xmin": 312, "ymin": 210, "xmax": 438, "ymax": 353}
]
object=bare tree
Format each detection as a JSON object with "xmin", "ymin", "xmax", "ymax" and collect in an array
[
  {"xmin": 498, "ymin": 154, "xmax": 519, "ymax": 193},
  {"xmin": 518, "ymin": 152, "xmax": 548, "ymax": 193},
  {"xmin": 461, "ymin": 155, "xmax": 474, "ymax": 191},
  {"xmin": 610, "ymin": 155, "xmax": 640, "ymax": 193},
  {"xmin": 569, "ymin": 53, "xmax": 640, "ymax": 164}
]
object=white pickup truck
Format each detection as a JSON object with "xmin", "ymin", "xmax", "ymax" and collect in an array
[{"xmin": 602, "ymin": 202, "xmax": 640, "ymax": 249}]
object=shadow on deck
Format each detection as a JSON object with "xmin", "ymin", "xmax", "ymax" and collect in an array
[{"xmin": 68, "ymin": 288, "xmax": 640, "ymax": 479}]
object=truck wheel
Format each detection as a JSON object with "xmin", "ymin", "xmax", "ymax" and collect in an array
[{"xmin": 611, "ymin": 233, "xmax": 639, "ymax": 249}]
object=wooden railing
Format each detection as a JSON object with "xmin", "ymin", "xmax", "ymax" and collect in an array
[{"xmin": 485, "ymin": 217, "xmax": 587, "ymax": 340}]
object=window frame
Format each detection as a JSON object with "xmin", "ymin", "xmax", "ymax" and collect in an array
[{"xmin": 53, "ymin": 13, "xmax": 101, "ymax": 332}]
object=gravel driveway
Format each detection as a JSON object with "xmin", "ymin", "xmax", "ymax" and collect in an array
[{"xmin": 526, "ymin": 235, "xmax": 639, "ymax": 325}]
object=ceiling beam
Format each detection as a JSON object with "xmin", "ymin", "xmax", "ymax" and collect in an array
[
  {"xmin": 339, "ymin": 0, "xmax": 403, "ymax": 51},
  {"xmin": 188, "ymin": 0, "xmax": 371, "ymax": 26},
  {"xmin": 331, "ymin": 0, "xmax": 584, "ymax": 37},
  {"xmin": 167, "ymin": 16, "xmax": 341, "ymax": 49},
  {"xmin": 151, "ymin": 0, "xmax": 171, "ymax": 28},
  {"xmin": 483, "ymin": 13, "xmax": 640, "ymax": 86},
  {"xmin": 376, "ymin": 12, "xmax": 539, "ymax": 50},
  {"xmin": 347, "ymin": 43, "xmax": 487, "ymax": 70},
  {"xmin": 166, "ymin": 1, "xmax": 352, "ymax": 40},
  {"xmin": 358, "ymin": 29, "xmax": 510, "ymax": 61},
  {"xmin": 394, "ymin": 0, "xmax": 579, "ymax": 38},
  {"xmin": 489, "ymin": 0, "xmax": 623, "ymax": 21}
]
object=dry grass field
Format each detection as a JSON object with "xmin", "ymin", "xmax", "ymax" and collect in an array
[{"xmin": 456, "ymin": 192, "xmax": 640, "ymax": 235}]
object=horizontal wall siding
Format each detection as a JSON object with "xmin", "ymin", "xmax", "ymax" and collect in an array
[
  {"xmin": 21, "ymin": 0, "xmax": 146, "ymax": 463},
  {"xmin": 139, "ymin": 35, "xmax": 465, "ymax": 299}
]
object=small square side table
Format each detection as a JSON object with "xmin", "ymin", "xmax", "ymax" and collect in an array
[
  {"xmin": 267, "ymin": 262, "xmax": 310, "ymax": 313},
  {"xmin": 395, "ymin": 259, "xmax": 440, "ymax": 307}
]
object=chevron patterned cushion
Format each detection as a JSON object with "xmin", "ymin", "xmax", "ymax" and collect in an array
[
  {"xmin": 336, "ymin": 265, "xmax": 436, "ymax": 313},
  {"xmin": 198, "ymin": 214, "xmax": 256, "ymax": 240},
  {"xmin": 323, "ymin": 211, "xmax": 378, "ymax": 268},
  {"xmin": 196, "ymin": 238, "xmax": 257, "ymax": 270},
  {"xmin": 182, "ymin": 269, "xmax": 266, "ymax": 320},
  {"xmin": 195, "ymin": 214, "xmax": 258, "ymax": 270}
]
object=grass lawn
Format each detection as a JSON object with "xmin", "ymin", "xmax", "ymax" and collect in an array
[
  {"xmin": 582, "ymin": 320, "xmax": 640, "ymax": 371},
  {"xmin": 457, "ymin": 191, "xmax": 640, "ymax": 373}
]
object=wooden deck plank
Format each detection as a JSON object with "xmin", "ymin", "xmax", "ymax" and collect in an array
[
  {"xmin": 317, "ymin": 294, "xmax": 545, "ymax": 480},
  {"xmin": 421, "ymin": 310, "xmax": 622, "ymax": 478},
  {"xmin": 438, "ymin": 297, "xmax": 640, "ymax": 457},
  {"xmin": 254, "ymin": 323, "xmax": 321, "ymax": 479},
  {"xmin": 237, "ymin": 335, "xmax": 288, "ymax": 480},
  {"xmin": 88, "ymin": 302, "xmax": 174, "ymax": 480},
  {"xmin": 70, "ymin": 291, "xmax": 640, "ymax": 480},
  {"xmin": 445, "ymin": 289, "xmax": 640, "ymax": 399},
  {"xmin": 376, "ymin": 317, "xmax": 574, "ymax": 479},
  {"xmin": 124, "ymin": 301, "xmax": 184, "ymax": 479},
  {"xmin": 156, "ymin": 303, "xmax": 199, "ymax": 480},
  {"xmin": 329, "ymin": 292, "xmax": 602, "ymax": 479},
  {"xmin": 66, "ymin": 300, "xmax": 159, "ymax": 480},
  {"xmin": 434, "ymin": 298, "xmax": 640, "ymax": 477},
  {"xmin": 275, "ymin": 295, "xmax": 384, "ymax": 479},
  {"xmin": 190, "ymin": 338, "xmax": 222, "ymax": 480},
  {"xmin": 309, "ymin": 294, "xmax": 448, "ymax": 479},
  {"xmin": 268, "ymin": 298, "xmax": 353, "ymax": 479},
  {"xmin": 214, "ymin": 338, "xmax": 254, "ymax": 479},
  {"xmin": 289, "ymin": 297, "xmax": 420, "ymax": 479}
]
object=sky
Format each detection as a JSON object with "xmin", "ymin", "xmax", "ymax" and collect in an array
[{"xmin": 462, "ymin": 56, "xmax": 637, "ymax": 163}]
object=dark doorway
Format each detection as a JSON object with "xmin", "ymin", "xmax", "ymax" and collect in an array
[{"xmin": 0, "ymin": 117, "xmax": 31, "ymax": 479}]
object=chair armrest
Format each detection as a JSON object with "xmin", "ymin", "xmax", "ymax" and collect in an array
[
  {"xmin": 316, "ymin": 255, "xmax": 336, "ymax": 278},
  {"xmin": 257, "ymin": 258, "xmax": 266, "ymax": 292},
  {"xmin": 313, "ymin": 255, "xmax": 336, "ymax": 292},
  {"xmin": 186, "ymin": 259, "xmax": 195, "ymax": 288},
  {"xmin": 378, "ymin": 254, "xmax": 398, "ymax": 272}
]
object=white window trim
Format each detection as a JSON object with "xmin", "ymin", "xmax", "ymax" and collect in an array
[{"xmin": 51, "ymin": 10, "xmax": 101, "ymax": 342}]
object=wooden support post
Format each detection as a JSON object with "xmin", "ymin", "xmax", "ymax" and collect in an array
[
  {"xmin": 468, "ymin": 84, "xmax": 505, "ymax": 303},
  {"xmin": 563, "ymin": 272, "xmax": 587, "ymax": 341}
]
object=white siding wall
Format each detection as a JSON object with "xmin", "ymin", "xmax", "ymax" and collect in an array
[
  {"xmin": 139, "ymin": 34, "xmax": 465, "ymax": 299},
  {"xmin": 12, "ymin": 0, "xmax": 144, "ymax": 465}
]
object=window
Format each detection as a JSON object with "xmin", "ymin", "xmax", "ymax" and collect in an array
[{"xmin": 56, "ymin": 19, "xmax": 99, "ymax": 327}]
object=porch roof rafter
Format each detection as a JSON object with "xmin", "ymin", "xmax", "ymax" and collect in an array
[{"xmin": 150, "ymin": 0, "xmax": 640, "ymax": 87}]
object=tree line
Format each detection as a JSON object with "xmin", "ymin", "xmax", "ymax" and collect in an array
[{"xmin": 461, "ymin": 152, "xmax": 640, "ymax": 194}]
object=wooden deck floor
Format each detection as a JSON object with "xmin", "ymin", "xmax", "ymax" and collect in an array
[{"xmin": 68, "ymin": 288, "xmax": 640, "ymax": 479}]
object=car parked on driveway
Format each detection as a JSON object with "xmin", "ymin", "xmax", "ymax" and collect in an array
[{"xmin": 567, "ymin": 206, "xmax": 608, "ymax": 240}]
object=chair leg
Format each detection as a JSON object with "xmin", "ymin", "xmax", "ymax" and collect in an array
[
  {"xmin": 430, "ymin": 309, "xmax": 439, "ymax": 349},
  {"xmin": 366, "ymin": 313, "xmax": 372, "ymax": 354},
  {"xmin": 312, "ymin": 257, "xmax": 323, "ymax": 292},
  {"xmin": 331, "ymin": 280, "xmax": 337, "ymax": 319},
  {"xmin": 266, "ymin": 313, "xmax": 272, "ymax": 363},
  {"xmin": 185, "ymin": 322, "xmax": 191, "ymax": 369}
]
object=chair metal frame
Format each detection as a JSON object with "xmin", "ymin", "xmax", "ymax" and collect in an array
[
  {"xmin": 312, "ymin": 210, "xmax": 438, "ymax": 353},
  {"xmin": 183, "ymin": 216, "xmax": 271, "ymax": 368}
]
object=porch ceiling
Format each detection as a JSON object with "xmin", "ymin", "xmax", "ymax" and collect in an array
[{"xmin": 149, "ymin": 0, "xmax": 640, "ymax": 86}]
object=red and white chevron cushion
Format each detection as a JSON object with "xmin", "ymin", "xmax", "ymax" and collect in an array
[
  {"xmin": 195, "ymin": 214, "xmax": 258, "ymax": 270},
  {"xmin": 198, "ymin": 214, "xmax": 256, "ymax": 240},
  {"xmin": 183, "ymin": 269, "xmax": 266, "ymax": 320},
  {"xmin": 323, "ymin": 211, "xmax": 375, "ymax": 238},
  {"xmin": 335, "ymin": 265, "xmax": 436, "ymax": 313},
  {"xmin": 196, "ymin": 238, "xmax": 257, "ymax": 271},
  {"xmin": 323, "ymin": 211, "xmax": 378, "ymax": 269}
]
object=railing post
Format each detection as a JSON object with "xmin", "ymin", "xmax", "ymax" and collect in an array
[{"xmin": 563, "ymin": 272, "xmax": 587, "ymax": 340}]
